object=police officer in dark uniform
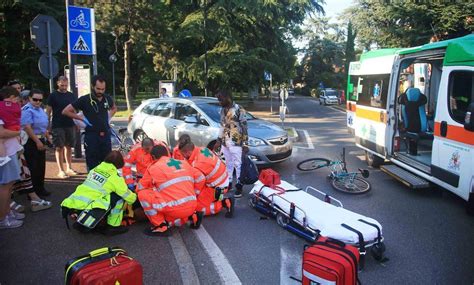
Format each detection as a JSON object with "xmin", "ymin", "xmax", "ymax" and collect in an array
[{"xmin": 62, "ymin": 75, "xmax": 117, "ymax": 171}]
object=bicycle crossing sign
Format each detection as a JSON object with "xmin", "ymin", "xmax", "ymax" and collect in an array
[{"xmin": 67, "ymin": 5, "xmax": 95, "ymax": 55}]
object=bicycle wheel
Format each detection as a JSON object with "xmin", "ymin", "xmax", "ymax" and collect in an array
[
  {"xmin": 331, "ymin": 176, "xmax": 371, "ymax": 194},
  {"xmin": 297, "ymin": 158, "xmax": 331, "ymax": 171}
]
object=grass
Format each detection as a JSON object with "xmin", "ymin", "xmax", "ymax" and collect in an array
[{"xmin": 114, "ymin": 109, "xmax": 132, "ymax": 118}]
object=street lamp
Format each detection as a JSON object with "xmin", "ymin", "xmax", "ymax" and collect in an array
[{"xmin": 109, "ymin": 53, "xmax": 117, "ymax": 101}]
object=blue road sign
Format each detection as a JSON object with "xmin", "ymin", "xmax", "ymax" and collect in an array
[
  {"xmin": 264, "ymin": 71, "xmax": 272, "ymax": 81},
  {"xmin": 68, "ymin": 6, "xmax": 95, "ymax": 55}
]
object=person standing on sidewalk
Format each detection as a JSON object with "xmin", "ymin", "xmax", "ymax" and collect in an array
[
  {"xmin": 62, "ymin": 75, "xmax": 116, "ymax": 171},
  {"xmin": 21, "ymin": 89, "xmax": 52, "ymax": 198},
  {"xmin": 213, "ymin": 90, "xmax": 248, "ymax": 198},
  {"xmin": 46, "ymin": 76, "xmax": 78, "ymax": 178}
]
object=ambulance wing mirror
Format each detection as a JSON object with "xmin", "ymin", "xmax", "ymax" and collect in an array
[
  {"xmin": 464, "ymin": 103, "xmax": 474, "ymax": 132},
  {"xmin": 184, "ymin": 115, "xmax": 199, "ymax": 124}
]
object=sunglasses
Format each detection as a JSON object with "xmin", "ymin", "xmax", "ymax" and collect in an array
[{"xmin": 32, "ymin": 98, "xmax": 43, "ymax": 102}]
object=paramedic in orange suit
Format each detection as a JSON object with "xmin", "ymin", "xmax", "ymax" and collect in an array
[
  {"xmin": 172, "ymin": 134, "xmax": 190, "ymax": 160},
  {"xmin": 122, "ymin": 138, "xmax": 169, "ymax": 190},
  {"xmin": 136, "ymin": 145, "xmax": 203, "ymax": 236},
  {"xmin": 178, "ymin": 137, "xmax": 234, "ymax": 218}
]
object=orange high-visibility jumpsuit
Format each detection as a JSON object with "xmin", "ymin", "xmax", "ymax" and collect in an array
[
  {"xmin": 122, "ymin": 140, "xmax": 169, "ymax": 185},
  {"xmin": 172, "ymin": 145, "xmax": 185, "ymax": 160},
  {"xmin": 137, "ymin": 157, "xmax": 203, "ymax": 228},
  {"xmin": 187, "ymin": 147, "xmax": 229, "ymax": 216}
]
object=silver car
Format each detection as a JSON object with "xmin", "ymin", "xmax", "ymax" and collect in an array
[
  {"xmin": 128, "ymin": 97, "xmax": 292, "ymax": 165},
  {"xmin": 319, "ymin": 89, "xmax": 339, "ymax": 105}
]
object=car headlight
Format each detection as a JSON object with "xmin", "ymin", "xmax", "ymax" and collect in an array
[{"xmin": 248, "ymin": 137, "xmax": 266, "ymax": 147}]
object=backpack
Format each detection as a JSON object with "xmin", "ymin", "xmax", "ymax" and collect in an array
[{"xmin": 239, "ymin": 154, "xmax": 259, "ymax": 185}]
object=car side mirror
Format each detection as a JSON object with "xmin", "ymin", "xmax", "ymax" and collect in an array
[
  {"xmin": 184, "ymin": 115, "xmax": 199, "ymax": 124},
  {"xmin": 464, "ymin": 103, "xmax": 474, "ymax": 132}
]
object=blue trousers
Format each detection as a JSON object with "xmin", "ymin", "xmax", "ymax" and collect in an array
[{"xmin": 84, "ymin": 130, "xmax": 112, "ymax": 171}]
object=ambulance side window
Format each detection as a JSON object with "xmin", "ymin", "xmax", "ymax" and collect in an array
[
  {"xmin": 356, "ymin": 74, "xmax": 390, "ymax": 108},
  {"xmin": 448, "ymin": 71, "xmax": 474, "ymax": 123}
]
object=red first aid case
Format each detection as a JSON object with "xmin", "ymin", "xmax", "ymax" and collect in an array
[
  {"xmin": 259, "ymin": 168, "xmax": 281, "ymax": 188},
  {"xmin": 65, "ymin": 247, "xmax": 143, "ymax": 285},
  {"xmin": 303, "ymin": 237, "xmax": 360, "ymax": 285}
]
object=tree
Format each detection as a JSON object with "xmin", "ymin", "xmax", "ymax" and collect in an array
[
  {"xmin": 0, "ymin": 1, "xmax": 66, "ymax": 90},
  {"xmin": 345, "ymin": 1, "xmax": 474, "ymax": 49},
  {"xmin": 344, "ymin": 21, "xmax": 356, "ymax": 83}
]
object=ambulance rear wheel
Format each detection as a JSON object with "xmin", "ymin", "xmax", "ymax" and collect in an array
[
  {"xmin": 276, "ymin": 213, "xmax": 289, "ymax": 228},
  {"xmin": 365, "ymin": 151, "xmax": 384, "ymax": 168}
]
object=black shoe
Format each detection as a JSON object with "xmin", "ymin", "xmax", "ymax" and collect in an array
[
  {"xmin": 224, "ymin": 197, "xmax": 234, "ymax": 218},
  {"xmin": 190, "ymin": 211, "xmax": 204, "ymax": 229},
  {"xmin": 36, "ymin": 189, "xmax": 51, "ymax": 197},
  {"xmin": 234, "ymin": 182, "xmax": 243, "ymax": 198},
  {"xmin": 99, "ymin": 225, "xmax": 128, "ymax": 236}
]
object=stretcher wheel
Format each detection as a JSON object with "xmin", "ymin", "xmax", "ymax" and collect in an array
[
  {"xmin": 276, "ymin": 213, "xmax": 289, "ymax": 228},
  {"xmin": 371, "ymin": 242, "xmax": 386, "ymax": 261},
  {"xmin": 248, "ymin": 196, "xmax": 257, "ymax": 208}
]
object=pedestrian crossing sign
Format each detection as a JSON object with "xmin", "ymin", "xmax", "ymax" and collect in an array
[
  {"xmin": 69, "ymin": 30, "xmax": 95, "ymax": 55},
  {"xmin": 73, "ymin": 35, "xmax": 90, "ymax": 51}
]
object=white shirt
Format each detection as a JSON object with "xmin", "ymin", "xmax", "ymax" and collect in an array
[{"xmin": 0, "ymin": 119, "xmax": 22, "ymax": 156}]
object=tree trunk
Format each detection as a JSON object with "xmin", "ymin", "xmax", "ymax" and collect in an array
[{"xmin": 124, "ymin": 39, "xmax": 133, "ymax": 112}]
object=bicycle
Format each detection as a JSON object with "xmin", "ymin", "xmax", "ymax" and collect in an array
[
  {"xmin": 296, "ymin": 148, "xmax": 371, "ymax": 194},
  {"xmin": 111, "ymin": 126, "xmax": 134, "ymax": 154}
]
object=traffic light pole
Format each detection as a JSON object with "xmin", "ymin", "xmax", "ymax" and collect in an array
[{"xmin": 66, "ymin": 0, "xmax": 82, "ymax": 158}]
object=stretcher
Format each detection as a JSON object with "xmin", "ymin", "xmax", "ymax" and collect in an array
[{"xmin": 249, "ymin": 180, "xmax": 386, "ymax": 262}]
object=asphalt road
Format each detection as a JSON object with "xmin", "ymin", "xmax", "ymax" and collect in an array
[{"xmin": 1, "ymin": 96, "xmax": 473, "ymax": 284}]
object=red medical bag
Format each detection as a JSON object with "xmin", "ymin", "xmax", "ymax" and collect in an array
[
  {"xmin": 65, "ymin": 247, "xmax": 143, "ymax": 285},
  {"xmin": 302, "ymin": 237, "xmax": 360, "ymax": 285},
  {"xmin": 259, "ymin": 168, "xmax": 281, "ymax": 188}
]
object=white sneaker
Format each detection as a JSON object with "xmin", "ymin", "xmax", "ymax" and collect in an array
[
  {"xmin": 57, "ymin": 171, "xmax": 69, "ymax": 179},
  {"xmin": 8, "ymin": 210, "xmax": 25, "ymax": 220},
  {"xmin": 0, "ymin": 156, "xmax": 11, "ymax": 167},
  {"xmin": 65, "ymin": 169, "xmax": 78, "ymax": 176},
  {"xmin": 0, "ymin": 215, "xmax": 23, "ymax": 229},
  {"xmin": 31, "ymin": 199, "xmax": 52, "ymax": 212}
]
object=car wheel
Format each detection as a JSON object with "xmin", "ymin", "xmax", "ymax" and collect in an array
[{"xmin": 133, "ymin": 130, "xmax": 148, "ymax": 143}]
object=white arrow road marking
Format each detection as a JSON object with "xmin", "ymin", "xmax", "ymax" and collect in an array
[
  {"xmin": 193, "ymin": 225, "xmax": 242, "ymax": 284},
  {"xmin": 168, "ymin": 231, "xmax": 200, "ymax": 285}
]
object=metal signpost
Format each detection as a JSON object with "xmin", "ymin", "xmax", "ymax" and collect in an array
[
  {"xmin": 279, "ymin": 87, "xmax": 288, "ymax": 128},
  {"xmin": 264, "ymin": 71, "xmax": 272, "ymax": 113},
  {"xmin": 109, "ymin": 54, "xmax": 117, "ymax": 101},
  {"xmin": 66, "ymin": 2, "xmax": 96, "ymax": 158},
  {"xmin": 30, "ymin": 14, "xmax": 63, "ymax": 93}
]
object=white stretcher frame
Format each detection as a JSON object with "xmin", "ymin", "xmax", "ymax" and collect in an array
[{"xmin": 249, "ymin": 183, "xmax": 385, "ymax": 257}]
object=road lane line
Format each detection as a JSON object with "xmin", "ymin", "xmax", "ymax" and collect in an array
[
  {"xmin": 303, "ymin": 130, "xmax": 314, "ymax": 149},
  {"xmin": 280, "ymin": 232, "xmax": 302, "ymax": 285},
  {"xmin": 168, "ymin": 231, "xmax": 201, "ymax": 285},
  {"xmin": 193, "ymin": 225, "xmax": 242, "ymax": 284},
  {"xmin": 293, "ymin": 129, "xmax": 314, "ymax": 150}
]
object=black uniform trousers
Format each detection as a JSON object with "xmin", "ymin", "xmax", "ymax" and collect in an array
[
  {"xmin": 24, "ymin": 139, "xmax": 46, "ymax": 194},
  {"xmin": 84, "ymin": 130, "xmax": 112, "ymax": 171}
]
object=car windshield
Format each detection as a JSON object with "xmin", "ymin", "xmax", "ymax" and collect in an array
[
  {"xmin": 326, "ymin": 91, "xmax": 338, "ymax": 96},
  {"xmin": 197, "ymin": 102, "xmax": 256, "ymax": 123}
]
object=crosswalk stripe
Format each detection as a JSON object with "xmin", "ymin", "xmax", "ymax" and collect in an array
[
  {"xmin": 193, "ymin": 226, "xmax": 241, "ymax": 284},
  {"xmin": 168, "ymin": 231, "xmax": 200, "ymax": 285}
]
